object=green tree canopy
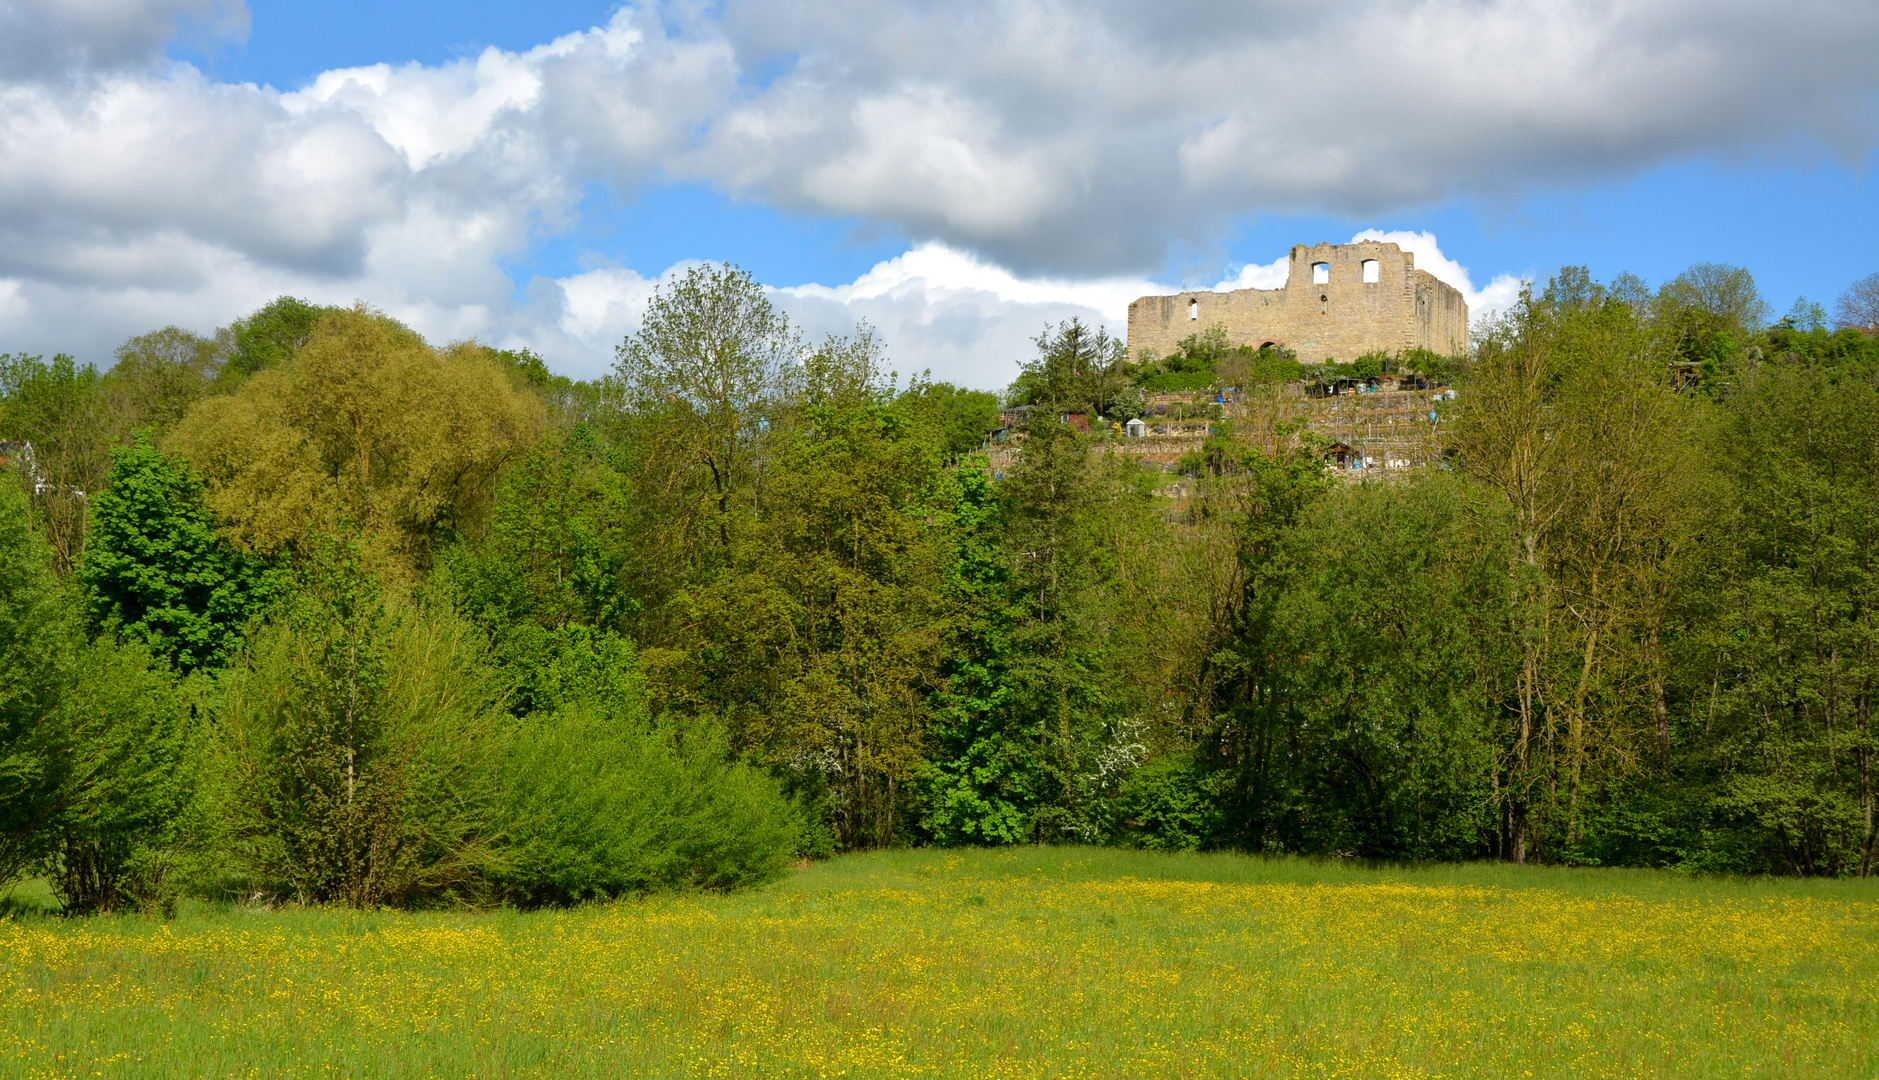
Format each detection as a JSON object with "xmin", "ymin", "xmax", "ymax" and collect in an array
[
  {"xmin": 169, "ymin": 305, "xmax": 544, "ymax": 573},
  {"xmin": 219, "ymin": 296, "xmax": 341, "ymax": 386},
  {"xmin": 0, "ymin": 352, "xmax": 113, "ymax": 571},
  {"xmin": 105, "ymin": 327, "xmax": 224, "ymax": 433},
  {"xmin": 81, "ymin": 437, "xmax": 276, "ymax": 673}
]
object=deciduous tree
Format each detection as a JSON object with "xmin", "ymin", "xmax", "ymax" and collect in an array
[
  {"xmin": 81, "ymin": 437, "xmax": 276, "ymax": 674},
  {"xmin": 169, "ymin": 305, "xmax": 542, "ymax": 572},
  {"xmin": 609, "ymin": 263, "xmax": 797, "ymax": 578},
  {"xmin": 0, "ymin": 353, "xmax": 115, "ymax": 571},
  {"xmin": 104, "ymin": 327, "xmax": 223, "ymax": 433},
  {"xmin": 1832, "ymin": 271, "xmax": 1879, "ymax": 333},
  {"xmin": 211, "ymin": 550, "xmax": 506, "ymax": 906}
]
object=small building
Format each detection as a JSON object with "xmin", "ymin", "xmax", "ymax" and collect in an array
[{"xmin": 1125, "ymin": 417, "xmax": 1147, "ymax": 438}]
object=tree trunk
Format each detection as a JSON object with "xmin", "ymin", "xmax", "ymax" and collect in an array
[{"xmin": 1648, "ymin": 628, "xmax": 1671, "ymax": 769}]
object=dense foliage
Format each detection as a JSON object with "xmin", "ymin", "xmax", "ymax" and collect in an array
[{"xmin": 2, "ymin": 262, "xmax": 1877, "ymax": 912}]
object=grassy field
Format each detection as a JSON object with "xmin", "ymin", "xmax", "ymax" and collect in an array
[{"xmin": 2, "ymin": 848, "xmax": 1875, "ymax": 1079}]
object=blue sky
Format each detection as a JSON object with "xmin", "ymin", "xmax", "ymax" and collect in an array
[
  {"xmin": 1217, "ymin": 156, "xmax": 1879, "ymax": 324},
  {"xmin": 192, "ymin": 1, "xmax": 623, "ymax": 82},
  {"xmin": 4, "ymin": 0, "xmax": 1877, "ymax": 387}
]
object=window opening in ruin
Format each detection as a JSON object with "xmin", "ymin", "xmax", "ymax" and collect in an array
[
  {"xmin": 1188, "ymin": 298, "xmax": 1198, "ymax": 320},
  {"xmin": 1362, "ymin": 259, "xmax": 1379, "ymax": 283},
  {"xmin": 1312, "ymin": 262, "xmax": 1330, "ymax": 284}
]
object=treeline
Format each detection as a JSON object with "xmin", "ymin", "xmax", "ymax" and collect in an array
[{"xmin": 2, "ymin": 263, "xmax": 1877, "ymax": 913}]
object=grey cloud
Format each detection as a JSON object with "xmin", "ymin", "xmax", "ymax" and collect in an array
[
  {"xmin": 0, "ymin": 7, "xmax": 728, "ymax": 292},
  {"xmin": 689, "ymin": 0, "xmax": 1879, "ymax": 273},
  {"xmin": 0, "ymin": 3, "xmax": 737, "ymax": 370},
  {"xmin": 12, "ymin": 0, "xmax": 1877, "ymax": 287},
  {"xmin": 0, "ymin": 77, "xmax": 405, "ymax": 283},
  {"xmin": 0, "ymin": 0, "xmax": 246, "ymax": 79}
]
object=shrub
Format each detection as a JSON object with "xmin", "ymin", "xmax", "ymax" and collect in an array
[
  {"xmin": 43, "ymin": 640, "xmax": 195, "ymax": 914},
  {"xmin": 208, "ymin": 557, "xmax": 506, "ymax": 907},
  {"xmin": 494, "ymin": 627, "xmax": 801, "ymax": 905},
  {"xmin": 0, "ymin": 475, "xmax": 195, "ymax": 913},
  {"xmin": 1107, "ymin": 386, "xmax": 1148, "ymax": 422},
  {"xmin": 0, "ymin": 476, "xmax": 76, "ymax": 888},
  {"xmin": 1118, "ymin": 754, "xmax": 1218, "ymax": 851}
]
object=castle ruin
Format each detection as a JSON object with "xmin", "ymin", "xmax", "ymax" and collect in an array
[{"xmin": 1127, "ymin": 241, "xmax": 1468, "ymax": 365}]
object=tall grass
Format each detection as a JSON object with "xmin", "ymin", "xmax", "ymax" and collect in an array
[{"xmin": 4, "ymin": 848, "xmax": 1875, "ymax": 1078}]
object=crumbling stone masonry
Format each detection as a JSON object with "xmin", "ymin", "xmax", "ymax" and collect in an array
[{"xmin": 1127, "ymin": 241, "xmax": 1468, "ymax": 365}]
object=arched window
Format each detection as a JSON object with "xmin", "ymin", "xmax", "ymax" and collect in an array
[
  {"xmin": 1312, "ymin": 262, "xmax": 1330, "ymax": 285},
  {"xmin": 1361, "ymin": 259, "xmax": 1379, "ymax": 283},
  {"xmin": 1188, "ymin": 298, "xmax": 1199, "ymax": 320}
]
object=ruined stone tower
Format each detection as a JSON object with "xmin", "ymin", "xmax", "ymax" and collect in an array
[{"xmin": 1126, "ymin": 241, "xmax": 1468, "ymax": 365}]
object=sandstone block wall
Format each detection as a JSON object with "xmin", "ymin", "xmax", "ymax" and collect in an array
[{"xmin": 1126, "ymin": 241, "xmax": 1468, "ymax": 365}]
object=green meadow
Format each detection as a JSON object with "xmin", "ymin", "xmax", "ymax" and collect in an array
[{"xmin": 4, "ymin": 848, "xmax": 1875, "ymax": 1079}]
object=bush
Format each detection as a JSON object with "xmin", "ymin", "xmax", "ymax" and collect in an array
[
  {"xmin": 494, "ymin": 627, "xmax": 802, "ymax": 905},
  {"xmin": 1351, "ymin": 351, "xmax": 1389, "ymax": 379},
  {"xmin": 1118, "ymin": 754, "xmax": 1218, "ymax": 851},
  {"xmin": 0, "ymin": 475, "xmax": 196, "ymax": 912},
  {"xmin": 0, "ymin": 475, "xmax": 77, "ymax": 889},
  {"xmin": 45, "ymin": 640, "xmax": 195, "ymax": 914},
  {"xmin": 1108, "ymin": 385, "xmax": 1147, "ymax": 423},
  {"xmin": 208, "ymin": 558, "xmax": 506, "ymax": 907}
]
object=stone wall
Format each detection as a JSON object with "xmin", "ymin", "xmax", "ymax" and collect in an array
[{"xmin": 1126, "ymin": 241, "xmax": 1468, "ymax": 365}]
